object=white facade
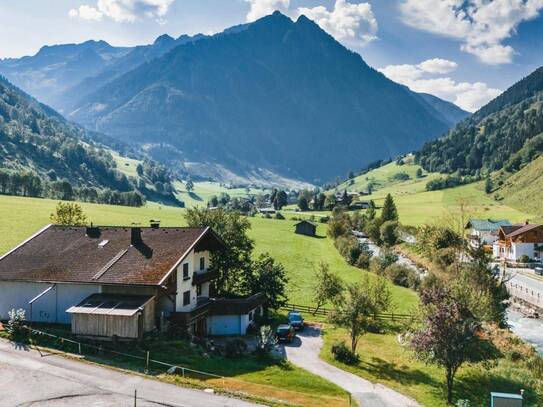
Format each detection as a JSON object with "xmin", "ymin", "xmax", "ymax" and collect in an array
[
  {"xmin": 0, "ymin": 282, "xmax": 100, "ymax": 324},
  {"xmin": 175, "ymin": 249, "xmax": 210, "ymax": 312},
  {"xmin": 493, "ymin": 242, "xmax": 538, "ymax": 261},
  {"xmin": 208, "ymin": 306, "xmax": 261, "ymax": 336}
]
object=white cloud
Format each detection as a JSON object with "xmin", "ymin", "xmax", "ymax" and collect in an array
[
  {"xmin": 417, "ymin": 58, "xmax": 457, "ymax": 74},
  {"xmin": 68, "ymin": 5, "xmax": 103, "ymax": 21},
  {"xmin": 245, "ymin": 0, "xmax": 290, "ymax": 22},
  {"xmin": 297, "ymin": 0, "xmax": 378, "ymax": 46},
  {"xmin": 379, "ymin": 58, "xmax": 501, "ymax": 112},
  {"xmin": 399, "ymin": 0, "xmax": 543, "ymax": 65},
  {"xmin": 69, "ymin": 0, "xmax": 174, "ymax": 23}
]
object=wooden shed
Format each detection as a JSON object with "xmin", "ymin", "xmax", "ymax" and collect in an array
[
  {"xmin": 67, "ymin": 294, "xmax": 155, "ymax": 340},
  {"xmin": 294, "ymin": 220, "xmax": 317, "ymax": 237}
]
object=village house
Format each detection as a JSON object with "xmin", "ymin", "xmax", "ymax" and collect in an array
[
  {"xmin": 465, "ymin": 219, "xmax": 511, "ymax": 248},
  {"xmin": 493, "ymin": 222, "xmax": 543, "ymax": 262},
  {"xmin": 0, "ymin": 224, "xmax": 265, "ymax": 340}
]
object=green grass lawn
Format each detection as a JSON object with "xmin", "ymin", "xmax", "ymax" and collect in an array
[
  {"xmin": 249, "ymin": 217, "xmax": 418, "ymax": 314},
  {"xmin": 111, "ymin": 151, "xmax": 142, "ymax": 178},
  {"xmin": 173, "ymin": 181, "xmax": 266, "ymax": 208},
  {"xmin": 321, "ymin": 326, "xmax": 542, "ymax": 406}
]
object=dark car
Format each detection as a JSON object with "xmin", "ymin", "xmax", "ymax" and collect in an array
[
  {"xmin": 276, "ymin": 324, "xmax": 296, "ymax": 343},
  {"xmin": 287, "ymin": 311, "xmax": 304, "ymax": 330}
]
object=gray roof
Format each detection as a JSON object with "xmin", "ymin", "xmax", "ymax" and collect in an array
[{"xmin": 466, "ymin": 219, "xmax": 511, "ymax": 232}]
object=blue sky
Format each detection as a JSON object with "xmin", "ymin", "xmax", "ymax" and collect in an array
[{"xmin": 1, "ymin": 0, "xmax": 543, "ymax": 111}]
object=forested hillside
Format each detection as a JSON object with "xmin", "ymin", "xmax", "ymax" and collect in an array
[
  {"xmin": 0, "ymin": 76, "xmax": 177, "ymax": 206},
  {"xmin": 68, "ymin": 12, "xmax": 458, "ymax": 183},
  {"xmin": 417, "ymin": 66, "xmax": 543, "ymax": 175}
]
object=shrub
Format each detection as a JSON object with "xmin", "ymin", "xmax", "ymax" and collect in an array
[
  {"xmin": 331, "ymin": 342, "xmax": 360, "ymax": 365},
  {"xmin": 355, "ymin": 251, "xmax": 371, "ymax": 269},
  {"xmin": 519, "ymin": 254, "xmax": 531, "ymax": 263},
  {"xmin": 384, "ymin": 264, "xmax": 420, "ymax": 289},
  {"xmin": 275, "ymin": 212, "xmax": 285, "ymax": 220},
  {"xmin": 255, "ymin": 325, "xmax": 277, "ymax": 356},
  {"xmin": 7, "ymin": 308, "xmax": 26, "ymax": 340},
  {"xmin": 320, "ymin": 216, "xmax": 330, "ymax": 223},
  {"xmin": 224, "ymin": 338, "xmax": 248, "ymax": 358}
]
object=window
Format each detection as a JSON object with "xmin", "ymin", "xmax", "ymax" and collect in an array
[
  {"xmin": 183, "ymin": 290, "xmax": 191, "ymax": 306},
  {"xmin": 200, "ymin": 257, "xmax": 205, "ymax": 270},
  {"xmin": 197, "ymin": 284, "xmax": 202, "ymax": 296},
  {"xmin": 182, "ymin": 263, "xmax": 189, "ymax": 280},
  {"xmin": 249, "ymin": 311, "xmax": 253, "ymax": 321}
]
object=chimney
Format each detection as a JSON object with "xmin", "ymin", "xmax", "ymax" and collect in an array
[
  {"xmin": 525, "ymin": 220, "xmax": 530, "ymax": 225},
  {"xmin": 86, "ymin": 223, "xmax": 100, "ymax": 238},
  {"xmin": 150, "ymin": 219, "xmax": 161, "ymax": 229},
  {"xmin": 131, "ymin": 227, "xmax": 142, "ymax": 245}
]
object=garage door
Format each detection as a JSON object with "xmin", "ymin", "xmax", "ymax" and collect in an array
[{"xmin": 209, "ymin": 315, "xmax": 240, "ymax": 336}]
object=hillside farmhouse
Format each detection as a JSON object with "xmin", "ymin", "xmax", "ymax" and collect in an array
[
  {"xmin": 493, "ymin": 223, "xmax": 543, "ymax": 262},
  {"xmin": 0, "ymin": 224, "xmax": 264, "ymax": 339},
  {"xmin": 465, "ymin": 219, "xmax": 511, "ymax": 248}
]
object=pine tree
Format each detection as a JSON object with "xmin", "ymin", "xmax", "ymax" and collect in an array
[
  {"xmin": 380, "ymin": 194, "xmax": 398, "ymax": 222},
  {"xmin": 485, "ymin": 175, "xmax": 493, "ymax": 194}
]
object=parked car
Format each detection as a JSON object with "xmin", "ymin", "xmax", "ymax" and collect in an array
[
  {"xmin": 276, "ymin": 324, "xmax": 296, "ymax": 343},
  {"xmin": 287, "ymin": 311, "xmax": 304, "ymax": 330},
  {"xmin": 535, "ymin": 265, "xmax": 543, "ymax": 276}
]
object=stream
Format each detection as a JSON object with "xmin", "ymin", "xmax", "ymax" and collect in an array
[{"xmin": 507, "ymin": 309, "xmax": 543, "ymax": 353}]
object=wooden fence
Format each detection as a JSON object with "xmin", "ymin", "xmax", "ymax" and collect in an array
[{"xmin": 281, "ymin": 303, "xmax": 413, "ymax": 321}]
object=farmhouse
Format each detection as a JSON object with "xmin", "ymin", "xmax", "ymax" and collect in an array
[
  {"xmin": 493, "ymin": 222, "xmax": 543, "ymax": 262},
  {"xmin": 294, "ymin": 220, "xmax": 317, "ymax": 237},
  {"xmin": 465, "ymin": 219, "xmax": 511, "ymax": 248},
  {"xmin": 0, "ymin": 224, "xmax": 265, "ymax": 339}
]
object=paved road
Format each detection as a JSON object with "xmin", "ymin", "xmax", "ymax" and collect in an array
[
  {"xmin": 279, "ymin": 326, "xmax": 420, "ymax": 407},
  {"xmin": 0, "ymin": 339, "xmax": 258, "ymax": 407}
]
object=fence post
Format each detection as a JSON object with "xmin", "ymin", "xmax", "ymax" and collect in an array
[
  {"xmin": 134, "ymin": 389, "xmax": 137, "ymax": 407},
  {"xmin": 182, "ymin": 367, "xmax": 185, "ymax": 378},
  {"xmin": 145, "ymin": 351, "xmax": 150, "ymax": 374},
  {"xmin": 78, "ymin": 342, "xmax": 82, "ymax": 355}
]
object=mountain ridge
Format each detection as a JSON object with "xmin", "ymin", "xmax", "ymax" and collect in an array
[{"xmin": 65, "ymin": 12, "xmax": 461, "ymax": 183}]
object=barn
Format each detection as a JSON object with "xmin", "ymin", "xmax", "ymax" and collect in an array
[{"xmin": 294, "ymin": 220, "xmax": 317, "ymax": 237}]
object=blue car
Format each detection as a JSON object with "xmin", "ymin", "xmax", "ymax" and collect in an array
[{"xmin": 287, "ymin": 311, "xmax": 304, "ymax": 330}]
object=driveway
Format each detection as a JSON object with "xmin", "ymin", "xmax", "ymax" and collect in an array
[
  {"xmin": 0, "ymin": 339, "xmax": 259, "ymax": 407},
  {"xmin": 279, "ymin": 326, "xmax": 420, "ymax": 407}
]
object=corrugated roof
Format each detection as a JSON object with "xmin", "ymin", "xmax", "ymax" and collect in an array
[
  {"xmin": 0, "ymin": 225, "xmax": 222, "ymax": 286},
  {"xmin": 466, "ymin": 219, "xmax": 511, "ymax": 231}
]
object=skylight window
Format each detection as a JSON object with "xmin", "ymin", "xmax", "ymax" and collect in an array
[{"xmin": 98, "ymin": 239, "xmax": 109, "ymax": 248}]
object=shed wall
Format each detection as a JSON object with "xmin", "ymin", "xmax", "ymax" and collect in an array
[{"xmin": 0, "ymin": 282, "xmax": 99, "ymax": 324}]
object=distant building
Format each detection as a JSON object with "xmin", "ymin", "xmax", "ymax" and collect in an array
[
  {"xmin": 465, "ymin": 219, "xmax": 511, "ymax": 248},
  {"xmin": 258, "ymin": 207, "xmax": 276, "ymax": 215},
  {"xmin": 493, "ymin": 222, "xmax": 543, "ymax": 262},
  {"xmin": 294, "ymin": 220, "xmax": 317, "ymax": 237},
  {"xmin": 350, "ymin": 201, "xmax": 371, "ymax": 210}
]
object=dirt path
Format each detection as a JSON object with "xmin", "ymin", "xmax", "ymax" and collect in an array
[{"xmin": 279, "ymin": 326, "xmax": 421, "ymax": 407}]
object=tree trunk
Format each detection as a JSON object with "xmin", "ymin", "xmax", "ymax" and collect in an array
[{"xmin": 446, "ymin": 368, "xmax": 454, "ymax": 404}]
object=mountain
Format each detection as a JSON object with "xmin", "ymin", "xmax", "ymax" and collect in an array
[
  {"xmin": 0, "ymin": 75, "xmax": 178, "ymax": 206},
  {"xmin": 65, "ymin": 12, "xmax": 456, "ymax": 183},
  {"xmin": 57, "ymin": 33, "xmax": 205, "ymax": 112},
  {"xmin": 417, "ymin": 93, "xmax": 469, "ymax": 127},
  {"xmin": 417, "ymin": 66, "xmax": 543, "ymax": 175},
  {"xmin": 0, "ymin": 40, "xmax": 133, "ymax": 108}
]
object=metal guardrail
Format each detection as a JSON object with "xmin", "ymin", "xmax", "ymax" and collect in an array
[{"xmin": 281, "ymin": 303, "xmax": 413, "ymax": 321}]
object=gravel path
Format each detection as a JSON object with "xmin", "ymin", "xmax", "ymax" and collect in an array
[{"xmin": 279, "ymin": 326, "xmax": 421, "ymax": 407}]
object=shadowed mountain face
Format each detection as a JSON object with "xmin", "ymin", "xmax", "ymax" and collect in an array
[
  {"xmin": 66, "ymin": 12, "xmax": 458, "ymax": 182},
  {"xmin": 0, "ymin": 12, "xmax": 466, "ymax": 183}
]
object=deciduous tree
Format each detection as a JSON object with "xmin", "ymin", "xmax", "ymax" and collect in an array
[{"xmin": 50, "ymin": 201, "xmax": 87, "ymax": 226}]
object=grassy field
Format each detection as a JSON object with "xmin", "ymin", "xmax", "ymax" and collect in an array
[
  {"xmin": 173, "ymin": 181, "xmax": 266, "ymax": 208},
  {"xmin": 0, "ymin": 195, "xmax": 418, "ymax": 314},
  {"xmin": 331, "ymin": 160, "xmax": 536, "ymax": 226},
  {"xmin": 321, "ymin": 326, "xmax": 542, "ymax": 406},
  {"xmin": 111, "ymin": 151, "xmax": 142, "ymax": 178}
]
